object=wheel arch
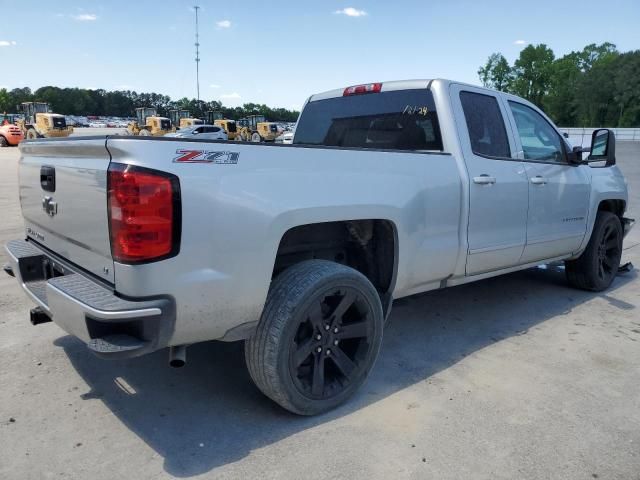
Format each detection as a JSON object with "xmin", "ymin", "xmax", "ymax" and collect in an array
[{"xmin": 271, "ymin": 219, "xmax": 399, "ymax": 318}]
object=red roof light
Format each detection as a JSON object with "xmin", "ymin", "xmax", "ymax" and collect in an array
[{"xmin": 343, "ymin": 83, "xmax": 383, "ymax": 96}]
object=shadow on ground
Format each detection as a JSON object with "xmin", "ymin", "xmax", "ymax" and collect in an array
[{"xmin": 54, "ymin": 264, "xmax": 637, "ymax": 477}]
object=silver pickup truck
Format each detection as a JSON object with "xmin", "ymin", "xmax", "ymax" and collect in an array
[{"xmin": 4, "ymin": 79, "xmax": 634, "ymax": 415}]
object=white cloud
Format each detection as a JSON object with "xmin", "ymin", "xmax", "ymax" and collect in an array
[
  {"xmin": 72, "ymin": 14, "xmax": 98, "ymax": 21},
  {"xmin": 115, "ymin": 85, "xmax": 133, "ymax": 90},
  {"xmin": 514, "ymin": 40, "xmax": 527, "ymax": 46},
  {"xmin": 0, "ymin": 40, "xmax": 17, "ymax": 47},
  {"xmin": 334, "ymin": 7, "xmax": 367, "ymax": 17},
  {"xmin": 216, "ymin": 20, "xmax": 232, "ymax": 28},
  {"xmin": 220, "ymin": 92, "xmax": 241, "ymax": 100},
  {"xmin": 210, "ymin": 84, "xmax": 222, "ymax": 89}
]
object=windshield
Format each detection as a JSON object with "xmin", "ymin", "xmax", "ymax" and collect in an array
[{"xmin": 294, "ymin": 89, "xmax": 443, "ymax": 151}]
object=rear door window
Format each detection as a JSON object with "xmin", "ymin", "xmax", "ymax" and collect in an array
[
  {"xmin": 459, "ymin": 91, "xmax": 511, "ymax": 158},
  {"xmin": 294, "ymin": 89, "xmax": 443, "ymax": 151}
]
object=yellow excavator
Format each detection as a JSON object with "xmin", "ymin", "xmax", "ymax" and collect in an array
[
  {"xmin": 17, "ymin": 102, "xmax": 73, "ymax": 139},
  {"xmin": 127, "ymin": 107, "xmax": 172, "ymax": 136},
  {"xmin": 236, "ymin": 115, "xmax": 280, "ymax": 142},
  {"xmin": 214, "ymin": 119, "xmax": 238, "ymax": 140},
  {"xmin": 169, "ymin": 109, "xmax": 204, "ymax": 130}
]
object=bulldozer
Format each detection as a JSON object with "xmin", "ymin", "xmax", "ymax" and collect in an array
[
  {"xmin": 236, "ymin": 115, "xmax": 280, "ymax": 142},
  {"xmin": 17, "ymin": 102, "xmax": 73, "ymax": 139},
  {"xmin": 127, "ymin": 107, "xmax": 172, "ymax": 136},
  {"xmin": 213, "ymin": 119, "xmax": 238, "ymax": 140},
  {"xmin": 169, "ymin": 109, "xmax": 204, "ymax": 130}
]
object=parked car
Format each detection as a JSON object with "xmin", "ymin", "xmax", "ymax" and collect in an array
[
  {"xmin": 165, "ymin": 124, "xmax": 228, "ymax": 141},
  {"xmin": 5, "ymin": 79, "xmax": 633, "ymax": 415},
  {"xmin": 275, "ymin": 131, "xmax": 294, "ymax": 144}
]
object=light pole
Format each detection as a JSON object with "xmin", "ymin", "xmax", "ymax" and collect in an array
[{"xmin": 194, "ymin": 5, "xmax": 201, "ymax": 108}]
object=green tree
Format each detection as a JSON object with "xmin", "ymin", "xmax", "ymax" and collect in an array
[
  {"xmin": 478, "ymin": 53, "xmax": 512, "ymax": 91},
  {"xmin": 510, "ymin": 44, "xmax": 555, "ymax": 106}
]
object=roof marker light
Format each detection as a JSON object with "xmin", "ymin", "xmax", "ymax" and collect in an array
[{"xmin": 343, "ymin": 83, "xmax": 383, "ymax": 96}]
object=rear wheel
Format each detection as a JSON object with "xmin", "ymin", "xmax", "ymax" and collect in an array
[
  {"xmin": 0, "ymin": 136, "xmax": 7, "ymax": 147},
  {"xmin": 565, "ymin": 211, "xmax": 623, "ymax": 291},
  {"xmin": 245, "ymin": 260, "xmax": 384, "ymax": 415},
  {"xmin": 251, "ymin": 132, "xmax": 261, "ymax": 143}
]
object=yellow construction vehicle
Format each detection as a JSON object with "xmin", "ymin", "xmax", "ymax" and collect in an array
[
  {"xmin": 236, "ymin": 115, "xmax": 280, "ymax": 142},
  {"xmin": 214, "ymin": 119, "xmax": 238, "ymax": 140},
  {"xmin": 169, "ymin": 109, "xmax": 204, "ymax": 130},
  {"xmin": 205, "ymin": 111, "xmax": 224, "ymax": 125},
  {"xmin": 17, "ymin": 102, "xmax": 73, "ymax": 139},
  {"xmin": 127, "ymin": 107, "xmax": 172, "ymax": 136}
]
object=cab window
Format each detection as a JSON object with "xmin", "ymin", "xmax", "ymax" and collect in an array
[
  {"xmin": 508, "ymin": 102, "xmax": 565, "ymax": 163},
  {"xmin": 459, "ymin": 91, "xmax": 511, "ymax": 158}
]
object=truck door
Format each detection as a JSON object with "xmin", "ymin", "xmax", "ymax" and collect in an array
[
  {"xmin": 504, "ymin": 100, "xmax": 590, "ymax": 263},
  {"xmin": 450, "ymin": 85, "xmax": 529, "ymax": 275}
]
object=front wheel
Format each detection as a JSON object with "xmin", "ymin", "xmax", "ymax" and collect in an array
[
  {"xmin": 565, "ymin": 211, "xmax": 623, "ymax": 291},
  {"xmin": 0, "ymin": 136, "xmax": 7, "ymax": 147},
  {"xmin": 251, "ymin": 132, "xmax": 261, "ymax": 143},
  {"xmin": 245, "ymin": 260, "xmax": 384, "ymax": 415},
  {"xmin": 26, "ymin": 128, "xmax": 39, "ymax": 140}
]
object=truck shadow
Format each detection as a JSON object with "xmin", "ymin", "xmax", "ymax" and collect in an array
[{"xmin": 54, "ymin": 264, "xmax": 637, "ymax": 477}]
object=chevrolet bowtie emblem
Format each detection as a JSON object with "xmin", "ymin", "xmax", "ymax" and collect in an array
[{"xmin": 42, "ymin": 196, "xmax": 58, "ymax": 217}]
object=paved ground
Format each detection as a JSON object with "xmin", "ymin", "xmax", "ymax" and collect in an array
[{"xmin": 0, "ymin": 143, "xmax": 639, "ymax": 480}]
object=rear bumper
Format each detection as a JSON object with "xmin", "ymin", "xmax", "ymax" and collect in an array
[{"xmin": 4, "ymin": 239, "xmax": 175, "ymax": 359}]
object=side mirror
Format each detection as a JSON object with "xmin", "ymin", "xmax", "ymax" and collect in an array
[
  {"xmin": 563, "ymin": 132, "xmax": 569, "ymax": 138},
  {"xmin": 588, "ymin": 128, "xmax": 616, "ymax": 165}
]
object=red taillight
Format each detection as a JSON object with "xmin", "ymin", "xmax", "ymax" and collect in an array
[
  {"xmin": 107, "ymin": 163, "xmax": 180, "ymax": 263},
  {"xmin": 343, "ymin": 82, "xmax": 382, "ymax": 96}
]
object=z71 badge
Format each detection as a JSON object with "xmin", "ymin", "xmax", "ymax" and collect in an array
[{"xmin": 173, "ymin": 150, "xmax": 240, "ymax": 164}]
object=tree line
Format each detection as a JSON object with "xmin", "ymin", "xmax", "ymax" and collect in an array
[
  {"xmin": 478, "ymin": 43, "xmax": 640, "ymax": 127},
  {"xmin": 0, "ymin": 87, "xmax": 300, "ymax": 122}
]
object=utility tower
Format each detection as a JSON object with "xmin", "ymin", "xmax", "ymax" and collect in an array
[{"xmin": 194, "ymin": 5, "xmax": 201, "ymax": 104}]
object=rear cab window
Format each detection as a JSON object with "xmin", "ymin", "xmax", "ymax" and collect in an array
[{"xmin": 294, "ymin": 89, "xmax": 443, "ymax": 151}]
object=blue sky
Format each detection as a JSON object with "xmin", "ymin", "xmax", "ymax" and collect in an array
[{"xmin": 0, "ymin": 0, "xmax": 638, "ymax": 110}]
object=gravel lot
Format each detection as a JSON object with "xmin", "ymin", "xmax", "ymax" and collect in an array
[{"xmin": 1, "ymin": 142, "xmax": 639, "ymax": 480}]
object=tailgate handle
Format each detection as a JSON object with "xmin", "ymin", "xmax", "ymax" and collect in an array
[{"xmin": 40, "ymin": 166, "xmax": 56, "ymax": 192}]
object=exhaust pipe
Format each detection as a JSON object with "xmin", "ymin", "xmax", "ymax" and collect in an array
[{"xmin": 169, "ymin": 345, "xmax": 187, "ymax": 368}]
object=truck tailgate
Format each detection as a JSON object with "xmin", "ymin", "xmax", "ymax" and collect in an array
[{"xmin": 19, "ymin": 138, "xmax": 114, "ymax": 283}]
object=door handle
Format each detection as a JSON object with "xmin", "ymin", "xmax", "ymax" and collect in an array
[
  {"xmin": 473, "ymin": 174, "xmax": 496, "ymax": 185},
  {"xmin": 530, "ymin": 176, "xmax": 547, "ymax": 185}
]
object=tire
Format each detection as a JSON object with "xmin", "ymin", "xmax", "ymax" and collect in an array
[
  {"xmin": 565, "ymin": 211, "xmax": 623, "ymax": 291},
  {"xmin": 0, "ymin": 136, "xmax": 7, "ymax": 147},
  {"xmin": 26, "ymin": 129, "xmax": 38, "ymax": 140},
  {"xmin": 139, "ymin": 129, "xmax": 151, "ymax": 136},
  {"xmin": 251, "ymin": 132, "xmax": 261, "ymax": 143},
  {"xmin": 245, "ymin": 260, "xmax": 384, "ymax": 415}
]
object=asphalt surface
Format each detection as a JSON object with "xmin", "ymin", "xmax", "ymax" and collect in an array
[{"xmin": 0, "ymin": 142, "xmax": 639, "ymax": 480}]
